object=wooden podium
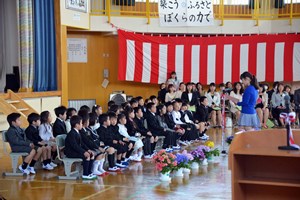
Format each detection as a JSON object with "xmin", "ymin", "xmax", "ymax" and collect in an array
[{"xmin": 229, "ymin": 129, "xmax": 300, "ymax": 200}]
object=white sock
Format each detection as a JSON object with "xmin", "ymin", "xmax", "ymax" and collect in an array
[
  {"xmin": 92, "ymin": 160, "xmax": 102, "ymax": 175},
  {"xmin": 98, "ymin": 159, "xmax": 106, "ymax": 173}
]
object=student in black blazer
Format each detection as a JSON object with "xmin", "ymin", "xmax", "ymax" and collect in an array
[
  {"xmin": 53, "ymin": 106, "xmax": 67, "ymax": 137},
  {"xmin": 144, "ymin": 103, "xmax": 174, "ymax": 150},
  {"xmin": 25, "ymin": 113, "xmax": 53, "ymax": 171},
  {"xmin": 134, "ymin": 106, "xmax": 155, "ymax": 158},
  {"xmin": 195, "ymin": 96, "xmax": 210, "ymax": 140},
  {"xmin": 6, "ymin": 113, "xmax": 40, "ymax": 175},
  {"xmin": 64, "ymin": 115, "xmax": 96, "ymax": 180},
  {"xmin": 97, "ymin": 113, "xmax": 124, "ymax": 171},
  {"xmin": 181, "ymin": 82, "xmax": 198, "ymax": 107},
  {"xmin": 78, "ymin": 110, "xmax": 109, "ymax": 176}
]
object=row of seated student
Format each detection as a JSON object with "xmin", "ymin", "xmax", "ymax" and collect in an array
[
  {"xmin": 158, "ymin": 80, "xmax": 299, "ymax": 128},
  {"xmin": 5, "ymin": 95, "xmax": 213, "ymax": 180},
  {"xmin": 5, "ymin": 87, "xmax": 299, "ymax": 180}
]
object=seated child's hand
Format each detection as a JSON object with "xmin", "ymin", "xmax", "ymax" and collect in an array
[
  {"xmin": 147, "ymin": 132, "xmax": 152, "ymax": 136},
  {"xmin": 113, "ymin": 140, "xmax": 118, "ymax": 144},
  {"xmin": 124, "ymin": 138, "xmax": 129, "ymax": 142},
  {"xmin": 29, "ymin": 143, "xmax": 34, "ymax": 148}
]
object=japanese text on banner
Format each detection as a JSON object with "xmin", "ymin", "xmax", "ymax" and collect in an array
[{"xmin": 158, "ymin": 0, "xmax": 214, "ymax": 26}]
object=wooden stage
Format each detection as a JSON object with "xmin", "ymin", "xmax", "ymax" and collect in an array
[{"xmin": 0, "ymin": 128, "xmax": 235, "ymax": 200}]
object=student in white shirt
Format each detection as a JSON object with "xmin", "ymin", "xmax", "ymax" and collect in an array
[
  {"xmin": 205, "ymin": 82, "xmax": 222, "ymax": 127},
  {"xmin": 39, "ymin": 111, "xmax": 57, "ymax": 168}
]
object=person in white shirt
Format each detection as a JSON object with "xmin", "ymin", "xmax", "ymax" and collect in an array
[
  {"xmin": 165, "ymin": 84, "xmax": 177, "ymax": 103},
  {"xmin": 206, "ymin": 83, "xmax": 222, "ymax": 127},
  {"xmin": 167, "ymin": 71, "xmax": 180, "ymax": 90},
  {"xmin": 118, "ymin": 114, "xmax": 144, "ymax": 162},
  {"xmin": 39, "ymin": 111, "xmax": 57, "ymax": 168},
  {"xmin": 172, "ymin": 101, "xmax": 199, "ymax": 141},
  {"xmin": 229, "ymin": 82, "xmax": 244, "ymax": 124},
  {"xmin": 175, "ymin": 82, "xmax": 186, "ymax": 99},
  {"xmin": 65, "ymin": 108, "xmax": 77, "ymax": 133}
]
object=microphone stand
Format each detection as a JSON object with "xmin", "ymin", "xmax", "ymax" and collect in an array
[
  {"xmin": 278, "ymin": 101, "xmax": 299, "ymax": 151},
  {"xmin": 221, "ymin": 92, "xmax": 227, "ymax": 154}
]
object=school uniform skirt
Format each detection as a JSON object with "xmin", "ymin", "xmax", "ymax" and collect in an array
[{"xmin": 238, "ymin": 113, "xmax": 260, "ymax": 130}]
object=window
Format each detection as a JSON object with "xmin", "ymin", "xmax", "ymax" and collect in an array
[
  {"xmin": 284, "ymin": 0, "xmax": 300, "ymax": 3},
  {"xmin": 213, "ymin": 0, "xmax": 249, "ymax": 5},
  {"xmin": 136, "ymin": 0, "xmax": 300, "ymax": 4},
  {"xmin": 136, "ymin": 0, "xmax": 249, "ymax": 5}
]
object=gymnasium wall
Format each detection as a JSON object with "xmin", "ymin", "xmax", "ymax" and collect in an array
[{"xmin": 67, "ymin": 32, "xmax": 159, "ymax": 111}]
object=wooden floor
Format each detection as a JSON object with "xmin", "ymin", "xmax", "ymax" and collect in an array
[{"xmin": 0, "ymin": 128, "xmax": 235, "ymax": 200}]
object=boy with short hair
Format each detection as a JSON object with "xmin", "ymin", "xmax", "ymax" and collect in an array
[
  {"xmin": 53, "ymin": 106, "xmax": 67, "ymax": 137},
  {"xmin": 64, "ymin": 115, "xmax": 97, "ymax": 180},
  {"xmin": 25, "ymin": 113, "xmax": 54, "ymax": 171},
  {"xmin": 97, "ymin": 114, "xmax": 124, "ymax": 171},
  {"xmin": 6, "ymin": 113, "xmax": 41, "ymax": 175}
]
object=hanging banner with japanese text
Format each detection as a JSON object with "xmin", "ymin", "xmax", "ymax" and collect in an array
[{"xmin": 158, "ymin": 0, "xmax": 214, "ymax": 26}]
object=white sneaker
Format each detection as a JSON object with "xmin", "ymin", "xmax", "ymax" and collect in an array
[
  {"xmin": 50, "ymin": 162, "xmax": 57, "ymax": 168},
  {"xmin": 124, "ymin": 158, "xmax": 130, "ymax": 162},
  {"xmin": 185, "ymin": 141, "xmax": 191, "ymax": 145},
  {"xmin": 203, "ymin": 133, "xmax": 210, "ymax": 138},
  {"xmin": 108, "ymin": 166, "xmax": 121, "ymax": 172},
  {"xmin": 199, "ymin": 135, "xmax": 209, "ymax": 140},
  {"xmin": 115, "ymin": 163, "xmax": 127, "ymax": 168},
  {"xmin": 43, "ymin": 164, "xmax": 54, "ymax": 170},
  {"xmin": 27, "ymin": 166, "xmax": 36, "ymax": 174},
  {"xmin": 129, "ymin": 155, "xmax": 137, "ymax": 160},
  {"xmin": 82, "ymin": 174, "xmax": 96, "ymax": 180},
  {"xmin": 165, "ymin": 148, "xmax": 173, "ymax": 153},
  {"xmin": 144, "ymin": 155, "xmax": 152, "ymax": 159},
  {"xmin": 172, "ymin": 145, "xmax": 181, "ymax": 150},
  {"xmin": 179, "ymin": 140, "xmax": 188, "ymax": 146},
  {"xmin": 18, "ymin": 165, "xmax": 30, "ymax": 175},
  {"xmin": 132, "ymin": 157, "xmax": 142, "ymax": 162}
]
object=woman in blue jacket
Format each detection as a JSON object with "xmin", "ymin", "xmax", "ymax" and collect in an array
[{"xmin": 228, "ymin": 71, "xmax": 260, "ymax": 131}]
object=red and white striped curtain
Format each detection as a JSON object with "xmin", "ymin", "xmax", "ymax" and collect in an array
[{"xmin": 118, "ymin": 30, "xmax": 300, "ymax": 85}]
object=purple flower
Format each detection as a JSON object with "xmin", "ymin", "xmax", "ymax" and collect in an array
[
  {"xmin": 175, "ymin": 154, "xmax": 189, "ymax": 165},
  {"xmin": 181, "ymin": 150, "xmax": 194, "ymax": 161},
  {"xmin": 196, "ymin": 145, "xmax": 210, "ymax": 153},
  {"xmin": 191, "ymin": 148, "xmax": 205, "ymax": 160}
]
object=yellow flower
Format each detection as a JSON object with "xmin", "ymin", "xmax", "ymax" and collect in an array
[{"xmin": 205, "ymin": 141, "xmax": 214, "ymax": 148}]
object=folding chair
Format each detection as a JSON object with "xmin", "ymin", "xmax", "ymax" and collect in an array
[
  {"xmin": 56, "ymin": 134, "xmax": 82, "ymax": 180},
  {"xmin": 1, "ymin": 131, "xmax": 28, "ymax": 176}
]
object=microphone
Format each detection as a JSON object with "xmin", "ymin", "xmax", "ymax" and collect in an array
[{"xmin": 284, "ymin": 95, "xmax": 290, "ymax": 112}]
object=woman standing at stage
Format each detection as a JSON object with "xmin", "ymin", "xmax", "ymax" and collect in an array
[{"xmin": 227, "ymin": 72, "xmax": 260, "ymax": 131}]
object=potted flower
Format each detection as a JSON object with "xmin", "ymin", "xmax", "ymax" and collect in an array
[
  {"xmin": 226, "ymin": 135, "xmax": 234, "ymax": 145},
  {"xmin": 153, "ymin": 150, "xmax": 177, "ymax": 182},
  {"xmin": 190, "ymin": 147, "xmax": 205, "ymax": 168},
  {"xmin": 181, "ymin": 150, "xmax": 193, "ymax": 174},
  {"xmin": 204, "ymin": 141, "xmax": 220, "ymax": 161},
  {"xmin": 173, "ymin": 153, "xmax": 189, "ymax": 177},
  {"xmin": 196, "ymin": 145, "xmax": 211, "ymax": 165}
]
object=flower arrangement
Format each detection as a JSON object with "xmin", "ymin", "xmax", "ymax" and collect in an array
[
  {"xmin": 197, "ymin": 144, "xmax": 220, "ymax": 158},
  {"xmin": 190, "ymin": 146, "xmax": 206, "ymax": 163},
  {"xmin": 153, "ymin": 149, "xmax": 177, "ymax": 174},
  {"xmin": 181, "ymin": 150, "xmax": 194, "ymax": 163},
  {"xmin": 173, "ymin": 153, "xmax": 190, "ymax": 171},
  {"xmin": 205, "ymin": 141, "xmax": 215, "ymax": 149},
  {"xmin": 226, "ymin": 135, "xmax": 234, "ymax": 145}
]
